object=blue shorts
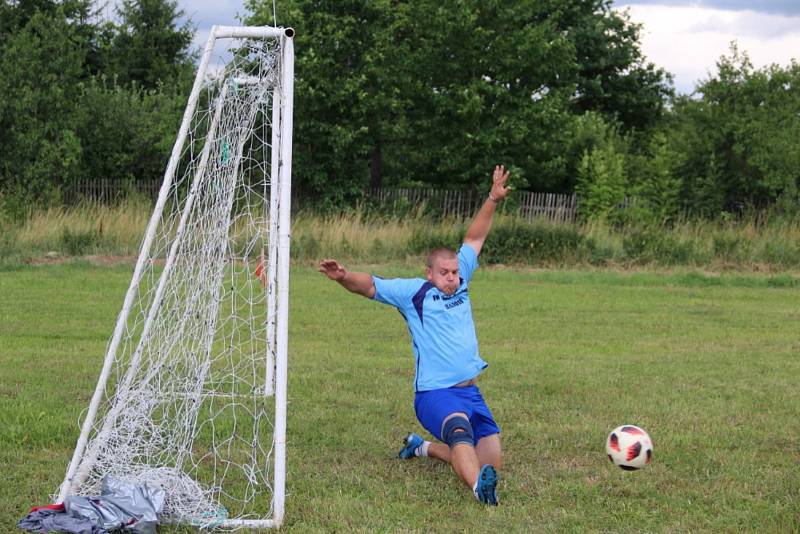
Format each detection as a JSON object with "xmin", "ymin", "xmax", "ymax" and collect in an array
[{"xmin": 414, "ymin": 385, "xmax": 500, "ymax": 445}]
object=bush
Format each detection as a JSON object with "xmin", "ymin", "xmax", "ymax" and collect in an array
[
  {"xmin": 0, "ymin": 227, "xmax": 24, "ymax": 266},
  {"xmin": 481, "ymin": 220, "xmax": 588, "ymax": 265},
  {"xmin": 713, "ymin": 234, "xmax": 750, "ymax": 263},
  {"xmin": 60, "ymin": 227, "xmax": 99, "ymax": 256},
  {"xmin": 621, "ymin": 228, "xmax": 704, "ymax": 266},
  {"xmin": 407, "ymin": 225, "xmax": 464, "ymax": 256},
  {"xmin": 291, "ymin": 234, "xmax": 321, "ymax": 261},
  {"xmin": 758, "ymin": 239, "xmax": 800, "ymax": 267}
]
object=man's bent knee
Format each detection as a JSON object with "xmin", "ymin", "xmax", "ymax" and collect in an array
[{"xmin": 441, "ymin": 415, "xmax": 474, "ymax": 448}]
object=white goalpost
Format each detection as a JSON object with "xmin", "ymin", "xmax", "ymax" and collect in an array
[{"xmin": 56, "ymin": 26, "xmax": 294, "ymax": 529}]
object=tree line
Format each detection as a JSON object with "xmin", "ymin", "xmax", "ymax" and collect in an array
[
  {"xmin": 1, "ymin": 0, "xmax": 798, "ymax": 222},
  {"xmin": 0, "ymin": 0, "xmax": 193, "ymax": 217}
]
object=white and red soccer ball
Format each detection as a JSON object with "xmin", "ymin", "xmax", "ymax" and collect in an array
[{"xmin": 606, "ymin": 425, "xmax": 653, "ymax": 470}]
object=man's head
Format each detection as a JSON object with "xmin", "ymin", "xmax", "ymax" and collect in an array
[{"xmin": 426, "ymin": 247, "xmax": 459, "ymax": 296}]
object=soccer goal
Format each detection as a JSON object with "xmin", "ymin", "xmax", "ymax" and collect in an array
[{"xmin": 56, "ymin": 26, "xmax": 294, "ymax": 529}]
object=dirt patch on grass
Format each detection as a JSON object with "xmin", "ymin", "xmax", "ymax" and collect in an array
[
  {"xmin": 28, "ymin": 253, "xmax": 137, "ymax": 266},
  {"xmin": 83, "ymin": 255, "xmax": 138, "ymax": 266}
]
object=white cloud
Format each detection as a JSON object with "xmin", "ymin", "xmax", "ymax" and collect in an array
[
  {"xmin": 616, "ymin": 4, "xmax": 800, "ymax": 94},
  {"xmin": 177, "ymin": 0, "xmax": 250, "ymax": 56},
  {"xmin": 180, "ymin": 0, "xmax": 246, "ymax": 29},
  {"xmin": 618, "ymin": 0, "xmax": 800, "ymax": 17}
]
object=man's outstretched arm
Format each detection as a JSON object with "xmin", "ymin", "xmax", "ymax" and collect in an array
[
  {"xmin": 463, "ymin": 165, "xmax": 512, "ymax": 256},
  {"xmin": 318, "ymin": 259, "xmax": 376, "ymax": 298}
]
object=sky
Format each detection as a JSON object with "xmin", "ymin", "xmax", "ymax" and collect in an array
[
  {"xmin": 177, "ymin": 1, "xmax": 253, "ymax": 58},
  {"xmin": 613, "ymin": 1, "xmax": 800, "ymax": 93},
  {"xmin": 173, "ymin": 1, "xmax": 800, "ymax": 95}
]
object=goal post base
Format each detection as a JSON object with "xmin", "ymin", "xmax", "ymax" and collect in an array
[{"xmin": 162, "ymin": 517, "xmax": 283, "ymax": 530}]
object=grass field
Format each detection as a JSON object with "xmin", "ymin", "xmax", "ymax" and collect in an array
[{"xmin": 1, "ymin": 262, "xmax": 798, "ymax": 532}]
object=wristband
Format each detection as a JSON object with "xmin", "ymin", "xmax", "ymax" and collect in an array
[{"xmin": 488, "ymin": 192, "xmax": 502, "ymax": 203}]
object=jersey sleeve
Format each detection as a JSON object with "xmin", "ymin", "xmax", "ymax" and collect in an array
[
  {"xmin": 372, "ymin": 276, "xmax": 424, "ymax": 308},
  {"xmin": 458, "ymin": 243, "xmax": 479, "ymax": 284}
]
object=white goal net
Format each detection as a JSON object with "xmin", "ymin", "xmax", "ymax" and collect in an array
[{"xmin": 56, "ymin": 26, "xmax": 294, "ymax": 529}]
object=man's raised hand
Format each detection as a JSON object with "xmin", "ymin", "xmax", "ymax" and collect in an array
[
  {"xmin": 490, "ymin": 165, "xmax": 512, "ymax": 202},
  {"xmin": 318, "ymin": 259, "xmax": 347, "ymax": 282}
]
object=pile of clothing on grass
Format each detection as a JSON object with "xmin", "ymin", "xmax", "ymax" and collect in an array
[{"xmin": 18, "ymin": 476, "xmax": 164, "ymax": 534}]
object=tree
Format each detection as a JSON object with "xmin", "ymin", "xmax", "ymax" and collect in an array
[
  {"xmin": 670, "ymin": 45, "xmax": 800, "ymax": 215},
  {"xmin": 0, "ymin": 1, "xmax": 92, "ymax": 41},
  {"xmin": 244, "ymin": 0, "xmax": 398, "ymax": 207},
  {"xmin": 560, "ymin": 1, "xmax": 673, "ymax": 131},
  {"xmin": 0, "ymin": 1, "xmax": 189, "ymax": 215},
  {"xmin": 245, "ymin": 0, "xmax": 672, "ymax": 206},
  {"xmin": 627, "ymin": 132, "xmax": 682, "ymax": 223},
  {"xmin": 0, "ymin": 1, "xmax": 101, "ymax": 74},
  {"xmin": 105, "ymin": 0, "xmax": 195, "ymax": 89},
  {"xmin": 574, "ymin": 127, "xmax": 628, "ymax": 222},
  {"xmin": 0, "ymin": 10, "xmax": 86, "ymax": 211},
  {"xmin": 73, "ymin": 79, "xmax": 184, "ymax": 185}
]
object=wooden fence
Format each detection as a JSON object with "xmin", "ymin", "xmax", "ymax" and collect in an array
[
  {"xmin": 63, "ymin": 180, "xmax": 580, "ymax": 223},
  {"xmin": 368, "ymin": 187, "xmax": 485, "ymax": 219},
  {"xmin": 517, "ymin": 191, "xmax": 578, "ymax": 224},
  {"xmin": 64, "ymin": 179, "xmax": 162, "ymax": 204},
  {"xmin": 370, "ymin": 187, "xmax": 578, "ymax": 223}
]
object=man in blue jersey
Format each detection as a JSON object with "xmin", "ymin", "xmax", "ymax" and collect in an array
[{"xmin": 318, "ymin": 165, "xmax": 511, "ymax": 505}]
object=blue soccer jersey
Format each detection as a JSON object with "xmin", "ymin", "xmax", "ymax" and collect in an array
[{"xmin": 372, "ymin": 243, "xmax": 487, "ymax": 392}]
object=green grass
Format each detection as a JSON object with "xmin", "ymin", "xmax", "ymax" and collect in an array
[{"xmin": 1, "ymin": 263, "xmax": 798, "ymax": 532}]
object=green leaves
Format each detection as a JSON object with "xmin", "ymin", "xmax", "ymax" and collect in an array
[
  {"xmin": 245, "ymin": 0, "xmax": 669, "ymax": 206},
  {"xmin": 7, "ymin": 1, "xmax": 795, "ymax": 224},
  {"xmin": 576, "ymin": 143, "xmax": 627, "ymax": 223},
  {"xmin": 626, "ymin": 132, "xmax": 683, "ymax": 225},
  {"xmin": 0, "ymin": 11, "xmax": 85, "ymax": 211},
  {"xmin": 104, "ymin": 0, "xmax": 196, "ymax": 90},
  {"xmin": 671, "ymin": 45, "xmax": 800, "ymax": 216},
  {"xmin": 0, "ymin": 1, "xmax": 191, "ymax": 215}
]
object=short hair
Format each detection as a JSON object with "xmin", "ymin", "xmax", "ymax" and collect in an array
[{"xmin": 426, "ymin": 247, "xmax": 457, "ymax": 268}]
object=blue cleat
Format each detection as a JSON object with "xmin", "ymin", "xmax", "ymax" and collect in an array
[
  {"xmin": 476, "ymin": 464, "xmax": 499, "ymax": 505},
  {"xmin": 398, "ymin": 433, "xmax": 424, "ymax": 459}
]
